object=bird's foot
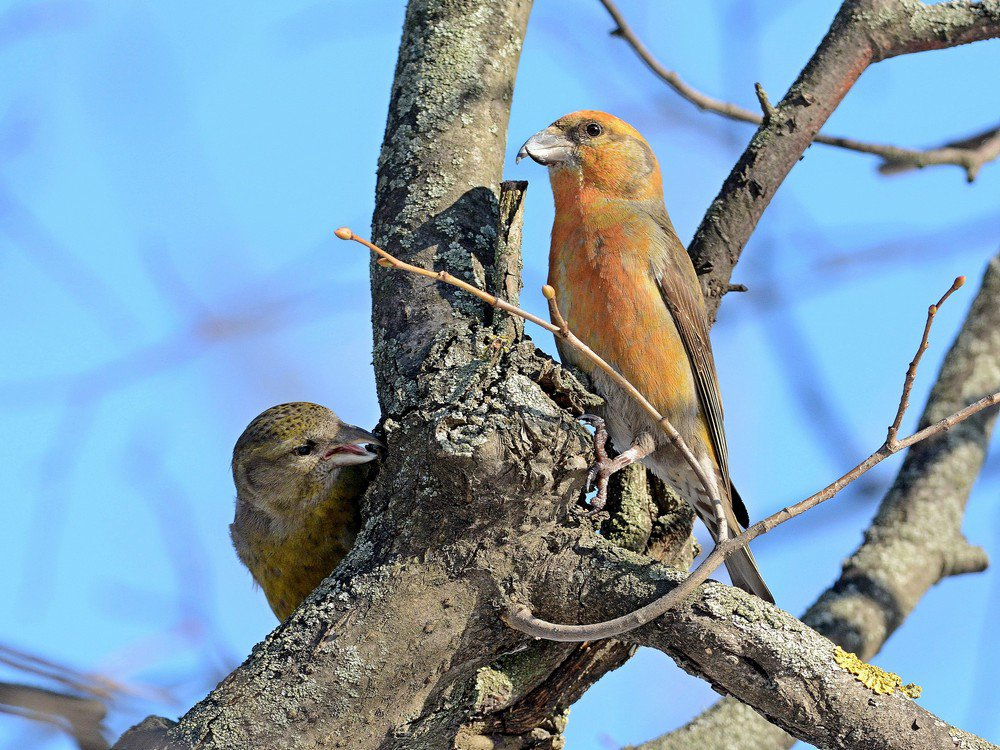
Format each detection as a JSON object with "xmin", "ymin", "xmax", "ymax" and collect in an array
[
  {"xmin": 578, "ymin": 415, "xmax": 651, "ymax": 513},
  {"xmin": 584, "ymin": 454, "xmax": 637, "ymax": 513}
]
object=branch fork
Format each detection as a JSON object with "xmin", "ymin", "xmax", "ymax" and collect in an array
[
  {"xmin": 885, "ymin": 276, "xmax": 965, "ymax": 449},
  {"xmin": 597, "ymin": 0, "xmax": 1000, "ymax": 180},
  {"xmin": 336, "ymin": 228, "xmax": 998, "ymax": 644}
]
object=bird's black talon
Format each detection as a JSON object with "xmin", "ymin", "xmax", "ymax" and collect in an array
[
  {"xmin": 585, "ymin": 470, "xmax": 611, "ymax": 512},
  {"xmin": 579, "ymin": 413, "xmax": 605, "ymax": 429}
]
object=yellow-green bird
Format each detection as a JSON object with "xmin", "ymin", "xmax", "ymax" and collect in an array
[{"xmin": 230, "ymin": 402, "xmax": 382, "ymax": 620}]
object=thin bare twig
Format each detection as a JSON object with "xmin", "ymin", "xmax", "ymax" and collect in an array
[
  {"xmin": 876, "ymin": 124, "xmax": 1000, "ymax": 181},
  {"xmin": 507, "ymin": 389, "xmax": 998, "ymax": 641},
  {"xmin": 506, "ymin": 279, "xmax": 999, "ymax": 641},
  {"xmin": 0, "ymin": 645, "xmax": 131, "ymax": 704},
  {"xmin": 338, "ymin": 228, "xmax": 997, "ymax": 643},
  {"xmin": 886, "ymin": 276, "xmax": 965, "ymax": 447},
  {"xmin": 753, "ymin": 82, "xmax": 775, "ymax": 125},
  {"xmin": 335, "ymin": 227, "xmax": 717, "ymax": 504},
  {"xmin": 597, "ymin": 0, "xmax": 1000, "ymax": 180},
  {"xmin": 543, "ymin": 285, "xmax": 569, "ymax": 334}
]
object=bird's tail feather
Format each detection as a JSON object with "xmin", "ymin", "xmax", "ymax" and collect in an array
[
  {"xmin": 645, "ymin": 457, "xmax": 774, "ymax": 602},
  {"xmin": 724, "ymin": 545, "xmax": 774, "ymax": 604},
  {"xmin": 699, "ymin": 500, "xmax": 774, "ymax": 603}
]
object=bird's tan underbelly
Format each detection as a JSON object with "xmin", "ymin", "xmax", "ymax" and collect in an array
[
  {"xmin": 586, "ymin": 363, "xmax": 716, "ymax": 500},
  {"xmin": 551, "ymin": 267, "xmax": 701, "ymax": 443},
  {"xmin": 549, "ymin": 229, "xmax": 719, "ymax": 512}
]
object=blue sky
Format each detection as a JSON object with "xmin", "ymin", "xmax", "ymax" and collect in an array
[{"xmin": 1, "ymin": 1, "xmax": 997, "ymax": 748}]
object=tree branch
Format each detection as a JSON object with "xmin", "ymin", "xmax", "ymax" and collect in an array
[
  {"xmin": 513, "ymin": 533, "xmax": 997, "ymax": 750},
  {"xmin": 599, "ymin": 0, "xmax": 1000, "ymax": 181},
  {"xmin": 0, "ymin": 682, "xmax": 109, "ymax": 750},
  {"xmin": 876, "ymin": 123, "xmax": 1000, "ymax": 179},
  {"xmin": 368, "ymin": 0, "xmax": 534, "ymax": 418},
  {"xmin": 685, "ymin": 0, "xmax": 1000, "ymax": 318},
  {"xmin": 506, "ymin": 275, "xmax": 996, "ymax": 640},
  {"xmin": 628, "ymin": 252, "xmax": 1000, "ymax": 749},
  {"xmin": 471, "ymin": 465, "xmax": 697, "ymax": 745}
]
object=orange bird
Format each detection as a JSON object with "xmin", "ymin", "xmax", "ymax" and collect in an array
[{"xmin": 518, "ymin": 110, "xmax": 773, "ymax": 602}]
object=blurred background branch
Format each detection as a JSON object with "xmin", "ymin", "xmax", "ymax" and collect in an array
[
  {"xmin": 0, "ymin": 681, "xmax": 108, "ymax": 750},
  {"xmin": 597, "ymin": 0, "xmax": 1000, "ymax": 181}
]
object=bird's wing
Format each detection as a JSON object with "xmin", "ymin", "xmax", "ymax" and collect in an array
[{"xmin": 651, "ymin": 215, "xmax": 749, "ymax": 528}]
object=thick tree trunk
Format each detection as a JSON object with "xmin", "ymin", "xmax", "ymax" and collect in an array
[{"xmin": 112, "ymin": 2, "xmax": 1000, "ymax": 748}]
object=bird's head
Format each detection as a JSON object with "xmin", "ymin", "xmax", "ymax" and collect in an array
[
  {"xmin": 232, "ymin": 402, "xmax": 382, "ymax": 511},
  {"xmin": 517, "ymin": 110, "xmax": 663, "ymax": 201}
]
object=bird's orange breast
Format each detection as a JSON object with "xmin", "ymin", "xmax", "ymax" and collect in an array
[{"xmin": 547, "ymin": 190, "xmax": 698, "ymax": 428}]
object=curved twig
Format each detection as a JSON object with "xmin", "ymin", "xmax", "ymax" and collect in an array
[
  {"xmin": 507, "ymin": 389, "xmax": 998, "ymax": 642},
  {"xmin": 506, "ymin": 277, "xmax": 997, "ymax": 641},
  {"xmin": 597, "ymin": 0, "xmax": 1000, "ymax": 180},
  {"xmin": 335, "ymin": 227, "xmax": 718, "ymax": 504}
]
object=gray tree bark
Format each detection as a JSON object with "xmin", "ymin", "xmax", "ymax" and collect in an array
[
  {"xmin": 111, "ymin": 1, "xmax": 1000, "ymax": 749},
  {"xmin": 629, "ymin": 255, "xmax": 1000, "ymax": 750},
  {"xmin": 690, "ymin": 0, "xmax": 1000, "ymax": 319}
]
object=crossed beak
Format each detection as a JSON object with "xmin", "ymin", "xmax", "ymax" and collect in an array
[
  {"xmin": 322, "ymin": 424, "xmax": 384, "ymax": 466},
  {"xmin": 517, "ymin": 127, "xmax": 574, "ymax": 166}
]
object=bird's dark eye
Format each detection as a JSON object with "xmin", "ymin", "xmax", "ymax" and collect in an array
[
  {"xmin": 585, "ymin": 122, "xmax": 603, "ymax": 137},
  {"xmin": 293, "ymin": 442, "xmax": 314, "ymax": 456}
]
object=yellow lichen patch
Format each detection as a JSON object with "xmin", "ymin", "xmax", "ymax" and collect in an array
[
  {"xmin": 833, "ymin": 647, "xmax": 922, "ymax": 698},
  {"xmin": 901, "ymin": 683, "xmax": 922, "ymax": 699}
]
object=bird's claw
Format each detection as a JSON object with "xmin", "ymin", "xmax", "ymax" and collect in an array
[
  {"xmin": 579, "ymin": 413, "xmax": 613, "ymax": 512},
  {"xmin": 584, "ymin": 459, "xmax": 615, "ymax": 513}
]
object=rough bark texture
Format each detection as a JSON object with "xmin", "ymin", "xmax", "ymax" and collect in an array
[
  {"xmin": 630, "ymin": 256, "xmax": 999, "ymax": 749},
  {"xmin": 118, "ymin": 2, "xmax": 547, "ymax": 746},
  {"xmin": 111, "ymin": 1, "xmax": 1000, "ymax": 748},
  {"xmin": 369, "ymin": 0, "xmax": 532, "ymax": 417},
  {"xmin": 468, "ymin": 467, "xmax": 698, "ymax": 748},
  {"xmin": 513, "ymin": 528, "xmax": 996, "ymax": 750},
  {"xmin": 690, "ymin": 0, "xmax": 1000, "ymax": 320}
]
